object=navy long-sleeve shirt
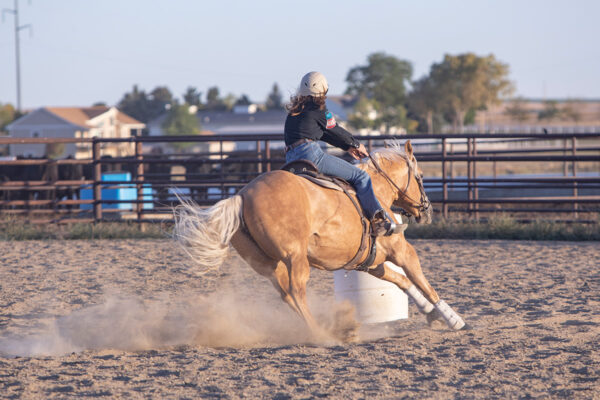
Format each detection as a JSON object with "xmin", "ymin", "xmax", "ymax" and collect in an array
[{"xmin": 284, "ymin": 104, "xmax": 359, "ymax": 151}]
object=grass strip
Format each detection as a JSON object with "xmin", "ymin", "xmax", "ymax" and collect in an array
[
  {"xmin": 0, "ymin": 215, "xmax": 598, "ymax": 241},
  {"xmin": 0, "ymin": 219, "xmax": 168, "ymax": 240},
  {"xmin": 405, "ymin": 215, "xmax": 600, "ymax": 241}
]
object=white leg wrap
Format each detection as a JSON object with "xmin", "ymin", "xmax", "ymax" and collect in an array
[
  {"xmin": 435, "ymin": 300, "xmax": 465, "ymax": 330},
  {"xmin": 406, "ymin": 285, "xmax": 434, "ymax": 314}
]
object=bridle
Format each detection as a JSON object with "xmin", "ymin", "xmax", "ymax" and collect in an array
[{"xmin": 368, "ymin": 153, "xmax": 431, "ymax": 218}]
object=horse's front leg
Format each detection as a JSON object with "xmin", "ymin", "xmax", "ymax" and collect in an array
[
  {"xmin": 383, "ymin": 241, "xmax": 468, "ymax": 331},
  {"xmin": 367, "ymin": 262, "xmax": 438, "ymax": 318}
]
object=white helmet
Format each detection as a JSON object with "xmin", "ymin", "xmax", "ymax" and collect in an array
[{"xmin": 298, "ymin": 71, "xmax": 328, "ymax": 97}]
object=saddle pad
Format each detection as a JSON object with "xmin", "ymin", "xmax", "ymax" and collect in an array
[{"xmin": 298, "ymin": 173, "xmax": 356, "ymax": 195}]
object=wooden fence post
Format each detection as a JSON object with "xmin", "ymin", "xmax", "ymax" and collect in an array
[
  {"xmin": 563, "ymin": 139, "xmax": 568, "ymax": 176},
  {"xmin": 473, "ymin": 137, "xmax": 479, "ymax": 220},
  {"xmin": 219, "ymin": 140, "xmax": 225, "ymax": 200},
  {"xmin": 572, "ymin": 136, "xmax": 578, "ymax": 219},
  {"xmin": 135, "ymin": 136, "xmax": 144, "ymax": 223},
  {"xmin": 256, "ymin": 140, "xmax": 263, "ymax": 174},
  {"xmin": 450, "ymin": 144, "xmax": 455, "ymax": 181},
  {"xmin": 442, "ymin": 137, "xmax": 448, "ymax": 218},
  {"xmin": 92, "ymin": 138, "xmax": 102, "ymax": 223},
  {"xmin": 265, "ymin": 140, "xmax": 271, "ymax": 172},
  {"xmin": 467, "ymin": 138, "xmax": 472, "ymax": 216}
]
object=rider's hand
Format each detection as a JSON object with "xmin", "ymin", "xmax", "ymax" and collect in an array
[{"xmin": 348, "ymin": 143, "xmax": 369, "ymax": 160}]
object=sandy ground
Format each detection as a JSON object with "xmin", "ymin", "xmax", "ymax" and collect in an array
[{"xmin": 0, "ymin": 239, "xmax": 599, "ymax": 399}]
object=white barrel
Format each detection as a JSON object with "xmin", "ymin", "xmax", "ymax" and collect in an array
[{"xmin": 333, "ymin": 261, "xmax": 409, "ymax": 324}]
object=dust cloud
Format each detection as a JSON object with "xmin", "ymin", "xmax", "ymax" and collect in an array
[{"xmin": 0, "ymin": 288, "xmax": 358, "ymax": 358}]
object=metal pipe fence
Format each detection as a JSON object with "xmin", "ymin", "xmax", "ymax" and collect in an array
[{"xmin": 0, "ymin": 132, "xmax": 599, "ymax": 224}]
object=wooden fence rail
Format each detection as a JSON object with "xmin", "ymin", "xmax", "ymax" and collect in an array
[{"xmin": 0, "ymin": 132, "xmax": 598, "ymax": 224}]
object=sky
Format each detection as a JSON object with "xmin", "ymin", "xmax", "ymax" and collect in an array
[{"xmin": 1, "ymin": 0, "xmax": 599, "ymax": 109}]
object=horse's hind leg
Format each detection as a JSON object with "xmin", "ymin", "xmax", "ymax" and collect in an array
[
  {"xmin": 232, "ymin": 230, "xmax": 327, "ymax": 338},
  {"xmin": 387, "ymin": 242, "xmax": 468, "ymax": 330},
  {"xmin": 270, "ymin": 251, "xmax": 333, "ymax": 339},
  {"xmin": 231, "ymin": 231, "xmax": 302, "ymax": 314},
  {"xmin": 283, "ymin": 254, "xmax": 330, "ymax": 338}
]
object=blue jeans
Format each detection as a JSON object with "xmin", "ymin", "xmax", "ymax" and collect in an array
[{"xmin": 286, "ymin": 141, "xmax": 383, "ymax": 219}]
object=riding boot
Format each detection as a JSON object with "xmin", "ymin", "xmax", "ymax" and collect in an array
[{"xmin": 370, "ymin": 209, "xmax": 401, "ymax": 237}]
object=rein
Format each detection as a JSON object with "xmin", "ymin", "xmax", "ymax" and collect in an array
[{"xmin": 367, "ymin": 153, "xmax": 430, "ymax": 215}]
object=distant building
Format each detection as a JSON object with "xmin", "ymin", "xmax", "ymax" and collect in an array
[
  {"xmin": 146, "ymin": 100, "xmax": 353, "ymax": 153},
  {"xmin": 147, "ymin": 105, "xmax": 286, "ymax": 154},
  {"xmin": 148, "ymin": 106, "xmax": 286, "ymax": 137},
  {"xmin": 6, "ymin": 106, "xmax": 145, "ymax": 158}
]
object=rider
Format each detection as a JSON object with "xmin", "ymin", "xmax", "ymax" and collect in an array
[{"xmin": 284, "ymin": 71, "xmax": 397, "ymax": 236}]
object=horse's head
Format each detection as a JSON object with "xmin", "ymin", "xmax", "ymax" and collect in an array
[{"xmin": 370, "ymin": 140, "xmax": 432, "ymax": 224}]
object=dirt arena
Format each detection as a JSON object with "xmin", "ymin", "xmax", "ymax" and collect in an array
[{"xmin": 0, "ymin": 239, "xmax": 599, "ymax": 399}]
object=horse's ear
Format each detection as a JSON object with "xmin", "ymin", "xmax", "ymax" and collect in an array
[{"xmin": 404, "ymin": 140, "xmax": 413, "ymax": 157}]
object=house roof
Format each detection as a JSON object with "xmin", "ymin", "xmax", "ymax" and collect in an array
[
  {"xmin": 115, "ymin": 111, "xmax": 144, "ymax": 126},
  {"xmin": 147, "ymin": 109, "xmax": 288, "ymax": 136},
  {"xmin": 46, "ymin": 106, "xmax": 108, "ymax": 127},
  {"xmin": 45, "ymin": 106, "xmax": 144, "ymax": 127}
]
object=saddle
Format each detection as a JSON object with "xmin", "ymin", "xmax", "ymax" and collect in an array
[
  {"xmin": 281, "ymin": 160, "xmax": 355, "ymax": 194},
  {"xmin": 281, "ymin": 160, "xmax": 376, "ymax": 272}
]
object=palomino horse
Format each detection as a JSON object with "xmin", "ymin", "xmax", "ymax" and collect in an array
[{"xmin": 174, "ymin": 140, "xmax": 468, "ymax": 339}]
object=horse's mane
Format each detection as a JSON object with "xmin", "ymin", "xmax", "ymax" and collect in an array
[{"xmin": 357, "ymin": 139, "xmax": 416, "ymax": 172}]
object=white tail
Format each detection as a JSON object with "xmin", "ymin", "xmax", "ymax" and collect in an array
[{"xmin": 173, "ymin": 195, "xmax": 243, "ymax": 270}]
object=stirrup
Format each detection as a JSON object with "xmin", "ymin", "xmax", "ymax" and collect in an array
[{"xmin": 370, "ymin": 210, "xmax": 401, "ymax": 237}]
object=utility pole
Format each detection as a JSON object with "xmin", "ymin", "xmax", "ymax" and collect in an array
[{"xmin": 3, "ymin": 0, "xmax": 32, "ymax": 112}]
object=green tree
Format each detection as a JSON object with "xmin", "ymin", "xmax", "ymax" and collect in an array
[
  {"xmin": 234, "ymin": 94, "xmax": 252, "ymax": 106},
  {"xmin": 206, "ymin": 86, "xmax": 219, "ymax": 106},
  {"xmin": 223, "ymin": 94, "xmax": 236, "ymax": 111},
  {"xmin": 408, "ymin": 77, "xmax": 440, "ymax": 134},
  {"xmin": 348, "ymin": 95, "xmax": 379, "ymax": 131},
  {"xmin": 429, "ymin": 53, "xmax": 513, "ymax": 132},
  {"xmin": 265, "ymin": 83, "xmax": 283, "ymax": 110},
  {"xmin": 345, "ymin": 52, "xmax": 413, "ymax": 133},
  {"xmin": 117, "ymin": 85, "xmax": 173, "ymax": 123},
  {"xmin": 148, "ymin": 86, "xmax": 173, "ymax": 119},
  {"xmin": 463, "ymin": 108, "xmax": 477, "ymax": 125},
  {"xmin": 162, "ymin": 102, "xmax": 201, "ymax": 150},
  {"xmin": 183, "ymin": 87, "xmax": 202, "ymax": 107},
  {"xmin": 0, "ymin": 103, "xmax": 17, "ymax": 132},
  {"xmin": 117, "ymin": 85, "xmax": 150, "ymax": 122},
  {"xmin": 205, "ymin": 86, "xmax": 229, "ymax": 111},
  {"xmin": 504, "ymin": 97, "xmax": 530, "ymax": 123}
]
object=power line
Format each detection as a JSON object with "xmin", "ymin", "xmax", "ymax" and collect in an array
[{"xmin": 2, "ymin": 0, "xmax": 32, "ymax": 112}]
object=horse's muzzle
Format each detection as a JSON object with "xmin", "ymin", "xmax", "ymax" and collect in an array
[{"xmin": 415, "ymin": 204, "xmax": 433, "ymax": 225}]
